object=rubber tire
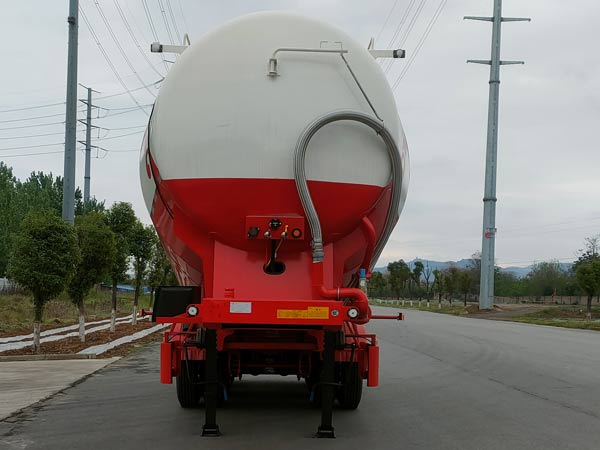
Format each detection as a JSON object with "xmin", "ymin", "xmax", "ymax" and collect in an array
[
  {"xmin": 176, "ymin": 361, "xmax": 202, "ymax": 408},
  {"xmin": 337, "ymin": 362, "xmax": 363, "ymax": 409}
]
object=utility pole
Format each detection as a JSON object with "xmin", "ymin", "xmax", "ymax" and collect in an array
[
  {"xmin": 83, "ymin": 87, "xmax": 91, "ymax": 203},
  {"xmin": 78, "ymin": 86, "xmax": 100, "ymax": 203},
  {"xmin": 465, "ymin": 1, "xmax": 529, "ymax": 310},
  {"xmin": 62, "ymin": 0, "xmax": 79, "ymax": 224}
]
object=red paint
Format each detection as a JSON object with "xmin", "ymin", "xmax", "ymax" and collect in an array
[
  {"xmin": 367, "ymin": 344, "xmax": 379, "ymax": 387},
  {"xmin": 360, "ymin": 216, "xmax": 376, "ymax": 277},
  {"xmin": 160, "ymin": 341, "xmax": 173, "ymax": 384},
  {"xmin": 148, "ymin": 175, "xmax": 396, "ymax": 387}
]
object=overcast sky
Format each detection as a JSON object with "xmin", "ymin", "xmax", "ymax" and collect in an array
[{"xmin": 1, "ymin": 0, "xmax": 599, "ymax": 268}]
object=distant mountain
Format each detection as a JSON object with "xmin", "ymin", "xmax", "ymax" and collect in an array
[{"xmin": 374, "ymin": 259, "xmax": 573, "ymax": 279}]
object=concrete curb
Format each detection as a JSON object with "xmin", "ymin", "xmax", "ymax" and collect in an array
[{"xmin": 0, "ymin": 354, "xmax": 100, "ymax": 362}]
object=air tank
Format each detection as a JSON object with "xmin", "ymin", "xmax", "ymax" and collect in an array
[{"xmin": 140, "ymin": 11, "xmax": 409, "ymax": 296}]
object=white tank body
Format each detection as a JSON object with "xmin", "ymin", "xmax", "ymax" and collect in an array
[{"xmin": 141, "ymin": 11, "xmax": 409, "ymax": 217}]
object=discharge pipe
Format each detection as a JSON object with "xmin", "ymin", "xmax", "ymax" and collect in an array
[
  {"xmin": 295, "ymin": 110, "xmax": 403, "ymax": 323},
  {"xmin": 311, "ymin": 261, "xmax": 371, "ymax": 324},
  {"xmin": 294, "ymin": 110, "xmax": 403, "ymax": 268}
]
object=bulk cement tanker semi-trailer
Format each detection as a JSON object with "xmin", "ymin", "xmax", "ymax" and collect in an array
[{"xmin": 141, "ymin": 11, "xmax": 409, "ymax": 438}]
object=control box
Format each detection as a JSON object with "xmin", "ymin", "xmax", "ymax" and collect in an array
[{"xmin": 245, "ymin": 215, "xmax": 305, "ymax": 240}]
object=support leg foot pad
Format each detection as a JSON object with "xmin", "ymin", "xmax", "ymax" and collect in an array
[
  {"xmin": 202, "ymin": 425, "xmax": 221, "ymax": 437},
  {"xmin": 316, "ymin": 426, "xmax": 335, "ymax": 438}
]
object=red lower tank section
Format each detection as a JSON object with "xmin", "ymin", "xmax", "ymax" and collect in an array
[{"xmin": 149, "ymin": 176, "xmax": 392, "ymax": 298}]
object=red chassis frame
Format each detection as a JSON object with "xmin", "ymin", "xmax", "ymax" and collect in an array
[{"xmin": 157, "ymin": 298, "xmax": 403, "ymax": 388}]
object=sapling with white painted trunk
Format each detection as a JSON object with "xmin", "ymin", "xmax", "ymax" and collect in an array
[
  {"xmin": 7, "ymin": 212, "xmax": 79, "ymax": 353},
  {"xmin": 67, "ymin": 212, "xmax": 115, "ymax": 342},
  {"xmin": 105, "ymin": 202, "xmax": 137, "ymax": 332},
  {"xmin": 130, "ymin": 221, "xmax": 154, "ymax": 325},
  {"xmin": 575, "ymin": 260, "xmax": 600, "ymax": 321}
]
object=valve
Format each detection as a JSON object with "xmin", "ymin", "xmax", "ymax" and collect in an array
[
  {"xmin": 269, "ymin": 218, "xmax": 282, "ymax": 230},
  {"xmin": 247, "ymin": 226, "xmax": 260, "ymax": 239}
]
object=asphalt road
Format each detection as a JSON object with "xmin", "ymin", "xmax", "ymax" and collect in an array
[{"xmin": 1, "ymin": 306, "xmax": 599, "ymax": 450}]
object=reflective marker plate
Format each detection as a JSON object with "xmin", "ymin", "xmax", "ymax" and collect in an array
[
  {"xmin": 230, "ymin": 302, "xmax": 252, "ymax": 314},
  {"xmin": 276, "ymin": 306, "xmax": 329, "ymax": 320}
]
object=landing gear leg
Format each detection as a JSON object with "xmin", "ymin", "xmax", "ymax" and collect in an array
[
  {"xmin": 316, "ymin": 331, "xmax": 336, "ymax": 438},
  {"xmin": 202, "ymin": 329, "xmax": 221, "ymax": 436}
]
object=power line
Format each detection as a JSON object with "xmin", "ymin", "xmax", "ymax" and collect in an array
[
  {"xmin": 93, "ymin": 145, "xmax": 140, "ymax": 154},
  {"xmin": 375, "ymin": 0, "xmax": 400, "ymax": 44},
  {"xmin": 385, "ymin": 0, "xmax": 417, "ymax": 48},
  {"xmin": 0, "ymin": 150, "xmax": 64, "ymax": 158},
  {"xmin": 113, "ymin": 0, "xmax": 164, "ymax": 79},
  {"xmin": 0, "ymin": 142, "xmax": 64, "ymax": 152},
  {"xmin": 0, "ymin": 81, "xmax": 161, "ymax": 115},
  {"xmin": 101, "ymin": 124, "xmax": 147, "ymax": 131},
  {"xmin": 0, "ymin": 112, "xmax": 65, "ymax": 124},
  {"xmin": 79, "ymin": 6, "xmax": 150, "ymax": 116},
  {"xmin": 384, "ymin": 0, "xmax": 429, "ymax": 74},
  {"xmin": 165, "ymin": 0, "xmax": 182, "ymax": 43},
  {"xmin": 392, "ymin": 0, "xmax": 448, "ymax": 89},
  {"xmin": 158, "ymin": 0, "xmax": 176, "ymax": 44},
  {"xmin": 93, "ymin": 129, "xmax": 145, "ymax": 141},
  {"xmin": 177, "ymin": 0, "xmax": 189, "ymax": 36},
  {"xmin": 142, "ymin": 0, "xmax": 170, "ymax": 72},
  {"xmin": 0, "ymin": 101, "xmax": 65, "ymax": 114},
  {"xmin": 381, "ymin": 0, "xmax": 417, "ymax": 72},
  {"xmin": 93, "ymin": 80, "xmax": 162, "ymax": 101},
  {"xmin": 0, "ymin": 131, "xmax": 67, "ymax": 141},
  {"xmin": 93, "ymin": 1, "xmax": 156, "ymax": 98},
  {"xmin": 0, "ymin": 121, "xmax": 66, "ymax": 131},
  {"xmin": 95, "ymin": 104, "xmax": 153, "ymax": 119}
]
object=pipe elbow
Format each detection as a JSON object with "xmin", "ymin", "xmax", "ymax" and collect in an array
[{"xmin": 318, "ymin": 286, "xmax": 370, "ymax": 323}]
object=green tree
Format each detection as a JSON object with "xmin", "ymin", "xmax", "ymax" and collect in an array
[
  {"xmin": 444, "ymin": 266, "xmax": 460, "ymax": 303},
  {"xmin": 76, "ymin": 197, "xmax": 106, "ymax": 216},
  {"xmin": 410, "ymin": 261, "xmax": 424, "ymax": 298},
  {"xmin": 130, "ymin": 221, "xmax": 155, "ymax": 325},
  {"xmin": 67, "ymin": 213, "xmax": 116, "ymax": 342},
  {"xmin": 575, "ymin": 260, "xmax": 600, "ymax": 320},
  {"xmin": 7, "ymin": 212, "xmax": 79, "ymax": 352},
  {"xmin": 368, "ymin": 271, "xmax": 388, "ymax": 298},
  {"xmin": 422, "ymin": 263, "xmax": 433, "ymax": 298},
  {"xmin": 147, "ymin": 229, "xmax": 177, "ymax": 301},
  {"xmin": 387, "ymin": 260, "xmax": 411, "ymax": 299},
  {"xmin": 574, "ymin": 236, "xmax": 600, "ymax": 270},
  {"xmin": 467, "ymin": 251, "xmax": 482, "ymax": 295},
  {"xmin": 432, "ymin": 269, "xmax": 444, "ymax": 303},
  {"xmin": 458, "ymin": 270, "xmax": 473, "ymax": 306},
  {"xmin": 526, "ymin": 261, "xmax": 568, "ymax": 296},
  {"xmin": 495, "ymin": 269, "xmax": 526, "ymax": 297},
  {"xmin": 0, "ymin": 163, "xmax": 18, "ymax": 276},
  {"xmin": 105, "ymin": 202, "xmax": 137, "ymax": 331}
]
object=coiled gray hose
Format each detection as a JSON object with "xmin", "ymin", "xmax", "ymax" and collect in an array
[{"xmin": 293, "ymin": 110, "xmax": 403, "ymax": 269}]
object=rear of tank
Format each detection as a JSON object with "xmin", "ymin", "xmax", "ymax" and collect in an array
[
  {"xmin": 141, "ymin": 11, "xmax": 409, "ymax": 414},
  {"xmin": 140, "ymin": 11, "xmax": 409, "ymax": 296}
]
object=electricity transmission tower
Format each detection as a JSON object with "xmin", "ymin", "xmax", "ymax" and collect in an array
[
  {"xmin": 465, "ymin": 0, "xmax": 529, "ymax": 310},
  {"xmin": 78, "ymin": 86, "xmax": 100, "ymax": 203},
  {"xmin": 62, "ymin": 0, "xmax": 79, "ymax": 224}
]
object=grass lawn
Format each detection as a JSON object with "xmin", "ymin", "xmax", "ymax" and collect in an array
[
  {"xmin": 370, "ymin": 299, "xmax": 476, "ymax": 316},
  {"xmin": 371, "ymin": 299, "xmax": 600, "ymax": 331},
  {"xmin": 511, "ymin": 306, "xmax": 600, "ymax": 331},
  {"xmin": 0, "ymin": 289, "xmax": 153, "ymax": 334}
]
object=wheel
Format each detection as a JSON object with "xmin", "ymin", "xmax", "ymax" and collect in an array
[
  {"xmin": 176, "ymin": 361, "xmax": 203, "ymax": 408},
  {"xmin": 337, "ymin": 362, "xmax": 363, "ymax": 409}
]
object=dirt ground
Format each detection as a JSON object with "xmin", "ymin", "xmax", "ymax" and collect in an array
[
  {"xmin": 0, "ymin": 314, "xmax": 136, "ymax": 339},
  {"xmin": 0, "ymin": 320, "xmax": 163, "ymax": 358},
  {"xmin": 468, "ymin": 303, "xmax": 551, "ymax": 319}
]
